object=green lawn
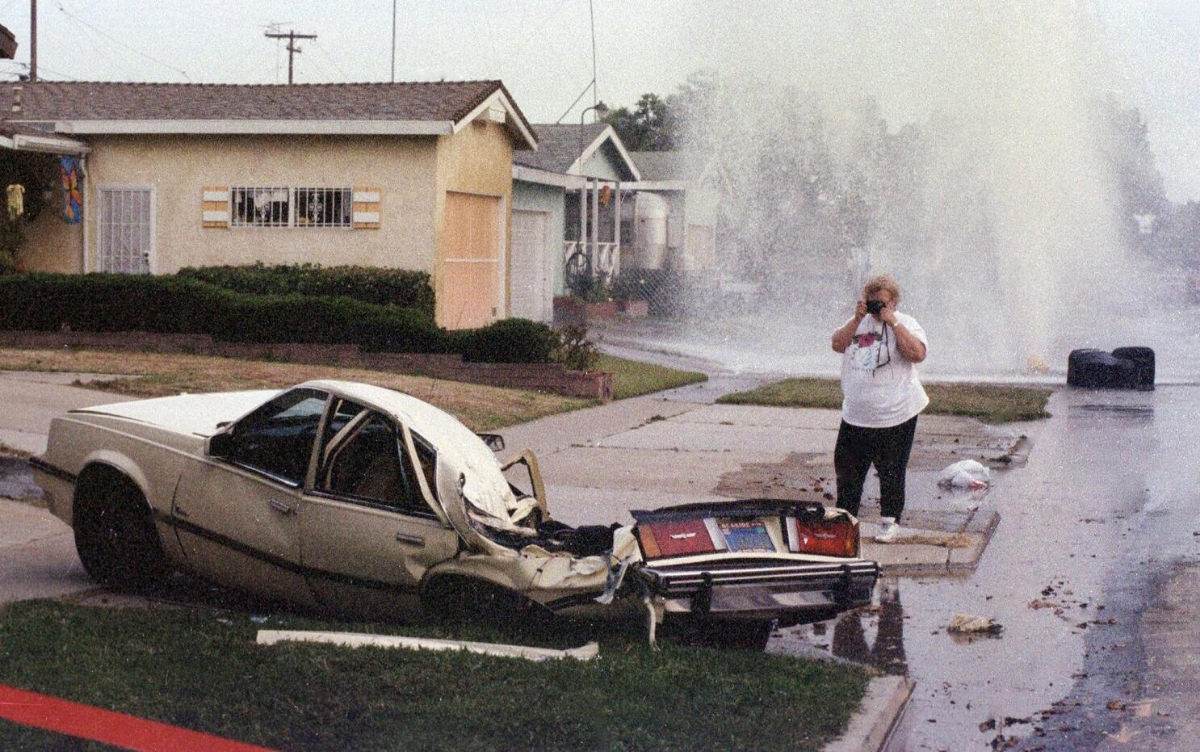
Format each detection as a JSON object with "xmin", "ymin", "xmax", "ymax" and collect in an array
[
  {"xmin": 717, "ymin": 377, "xmax": 1052, "ymax": 424},
  {"xmin": 0, "ymin": 601, "xmax": 869, "ymax": 752},
  {"xmin": 599, "ymin": 354, "xmax": 708, "ymax": 400}
]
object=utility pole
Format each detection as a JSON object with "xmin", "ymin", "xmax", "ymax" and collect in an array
[
  {"xmin": 264, "ymin": 29, "xmax": 316, "ymax": 85},
  {"xmin": 29, "ymin": 0, "xmax": 36, "ymax": 81}
]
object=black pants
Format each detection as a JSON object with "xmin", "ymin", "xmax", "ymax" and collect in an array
[{"xmin": 834, "ymin": 415, "xmax": 918, "ymax": 521}]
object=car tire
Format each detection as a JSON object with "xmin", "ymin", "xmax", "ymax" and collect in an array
[
  {"xmin": 662, "ymin": 618, "xmax": 775, "ymax": 651},
  {"xmin": 1111, "ymin": 346, "xmax": 1155, "ymax": 390},
  {"xmin": 73, "ymin": 467, "xmax": 170, "ymax": 593},
  {"xmin": 423, "ymin": 576, "xmax": 554, "ymax": 630}
]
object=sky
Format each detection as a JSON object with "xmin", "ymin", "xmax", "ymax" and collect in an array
[{"xmin": 2, "ymin": 0, "xmax": 1199, "ymax": 201}]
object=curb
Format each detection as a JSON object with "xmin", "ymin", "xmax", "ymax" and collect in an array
[
  {"xmin": 869, "ymin": 509, "xmax": 1001, "ymax": 578},
  {"xmin": 823, "ymin": 675, "xmax": 915, "ymax": 752}
]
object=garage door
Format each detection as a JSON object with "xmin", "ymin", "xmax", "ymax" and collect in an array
[
  {"xmin": 509, "ymin": 210, "xmax": 551, "ymax": 323},
  {"xmin": 441, "ymin": 192, "xmax": 502, "ymax": 329}
]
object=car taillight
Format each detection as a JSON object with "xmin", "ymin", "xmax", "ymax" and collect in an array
[
  {"xmin": 637, "ymin": 518, "xmax": 723, "ymax": 558},
  {"xmin": 785, "ymin": 516, "xmax": 859, "ymax": 557}
]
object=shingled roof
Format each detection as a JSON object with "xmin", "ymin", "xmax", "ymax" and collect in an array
[
  {"xmin": 0, "ymin": 80, "xmax": 536, "ymax": 147},
  {"xmin": 514, "ymin": 122, "xmax": 638, "ymax": 180}
]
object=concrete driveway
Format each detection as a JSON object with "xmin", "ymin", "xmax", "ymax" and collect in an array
[{"xmin": 0, "ymin": 371, "xmax": 134, "ymax": 455}]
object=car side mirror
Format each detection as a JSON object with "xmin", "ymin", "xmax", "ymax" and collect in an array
[
  {"xmin": 477, "ymin": 433, "xmax": 505, "ymax": 452},
  {"xmin": 208, "ymin": 431, "xmax": 235, "ymax": 458}
]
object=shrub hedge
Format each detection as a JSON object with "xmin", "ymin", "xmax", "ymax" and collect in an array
[
  {"xmin": 177, "ymin": 263, "xmax": 435, "ymax": 318},
  {"xmin": 0, "ymin": 273, "xmax": 449, "ymax": 352},
  {"xmin": 458, "ymin": 318, "xmax": 562, "ymax": 363},
  {"xmin": 0, "ymin": 273, "xmax": 565, "ymax": 363}
]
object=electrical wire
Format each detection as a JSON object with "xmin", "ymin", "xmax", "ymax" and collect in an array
[
  {"xmin": 313, "ymin": 39, "xmax": 351, "ymax": 82},
  {"xmin": 54, "ymin": 0, "xmax": 191, "ymax": 80}
]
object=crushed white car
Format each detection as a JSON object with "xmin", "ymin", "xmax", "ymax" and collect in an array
[{"xmin": 32, "ymin": 380, "xmax": 879, "ymax": 642}]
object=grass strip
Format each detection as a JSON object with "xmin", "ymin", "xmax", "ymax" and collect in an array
[
  {"xmin": 596, "ymin": 354, "xmax": 707, "ymax": 400},
  {"xmin": 717, "ymin": 378, "xmax": 1052, "ymax": 424},
  {"xmin": 0, "ymin": 601, "xmax": 869, "ymax": 752},
  {"xmin": 0, "ymin": 349, "xmax": 705, "ymax": 431}
]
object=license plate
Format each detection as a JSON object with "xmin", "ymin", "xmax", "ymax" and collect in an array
[{"xmin": 717, "ymin": 519, "xmax": 775, "ymax": 553}]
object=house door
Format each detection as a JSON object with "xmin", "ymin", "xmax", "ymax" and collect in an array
[
  {"xmin": 440, "ymin": 192, "xmax": 502, "ymax": 329},
  {"xmin": 97, "ymin": 187, "xmax": 154, "ymax": 274},
  {"xmin": 509, "ymin": 209, "xmax": 550, "ymax": 322}
]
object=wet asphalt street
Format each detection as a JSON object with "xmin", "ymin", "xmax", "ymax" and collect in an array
[{"xmin": 806, "ymin": 384, "xmax": 1200, "ymax": 752}]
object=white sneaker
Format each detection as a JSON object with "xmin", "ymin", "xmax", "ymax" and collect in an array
[{"xmin": 874, "ymin": 517, "xmax": 900, "ymax": 543}]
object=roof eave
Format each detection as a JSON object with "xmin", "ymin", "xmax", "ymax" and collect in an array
[
  {"xmin": 52, "ymin": 119, "xmax": 456, "ymax": 136},
  {"xmin": 570, "ymin": 125, "xmax": 641, "ymax": 181},
  {"xmin": 451, "ymin": 87, "xmax": 538, "ymax": 150},
  {"xmin": 512, "ymin": 164, "xmax": 585, "ymax": 189},
  {"xmin": 0, "ymin": 131, "xmax": 91, "ymax": 155}
]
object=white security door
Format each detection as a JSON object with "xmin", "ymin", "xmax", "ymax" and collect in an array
[
  {"xmin": 98, "ymin": 187, "xmax": 154, "ymax": 274},
  {"xmin": 510, "ymin": 210, "xmax": 550, "ymax": 322}
]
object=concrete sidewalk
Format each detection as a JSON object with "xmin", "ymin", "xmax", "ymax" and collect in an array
[{"xmin": 496, "ymin": 387, "xmax": 1014, "ymax": 578}]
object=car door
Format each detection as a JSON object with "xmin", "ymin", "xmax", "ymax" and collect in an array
[
  {"xmin": 171, "ymin": 387, "xmax": 327, "ymax": 607},
  {"xmin": 300, "ymin": 399, "xmax": 460, "ymax": 619}
]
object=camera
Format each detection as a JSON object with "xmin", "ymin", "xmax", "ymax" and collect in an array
[{"xmin": 865, "ymin": 299, "xmax": 884, "ymax": 314}]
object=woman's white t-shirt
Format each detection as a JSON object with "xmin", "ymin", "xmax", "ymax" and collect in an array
[{"xmin": 840, "ymin": 312, "xmax": 930, "ymax": 428}]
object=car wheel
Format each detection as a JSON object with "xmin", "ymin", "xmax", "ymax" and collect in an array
[
  {"xmin": 662, "ymin": 618, "xmax": 775, "ymax": 651},
  {"xmin": 564, "ymin": 251, "xmax": 593, "ymax": 297},
  {"xmin": 73, "ymin": 467, "xmax": 170, "ymax": 593},
  {"xmin": 423, "ymin": 576, "xmax": 554, "ymax": 631}
]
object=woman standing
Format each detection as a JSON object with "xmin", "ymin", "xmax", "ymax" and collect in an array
[{"xmin": 830, "ymin": 274, "xmax": 928, "ymax": 542}]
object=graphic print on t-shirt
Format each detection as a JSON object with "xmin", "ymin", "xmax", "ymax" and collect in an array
[{"xmin": 848, "ymin": 329, "xmax": 886, "ymax": 372}]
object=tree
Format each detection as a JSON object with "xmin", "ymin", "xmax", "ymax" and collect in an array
[{"xmin": 602, "ymin": 93, "xmax": 676, "ymax": 151}]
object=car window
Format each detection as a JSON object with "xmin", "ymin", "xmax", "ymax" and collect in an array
[
  {"xmin": 411, "ymin": 431, "xmax": 438, "ymax": 502},
  {"xmin": 319, "ymin": 412, "xmax": 433, "ymax": 517},
  {"xmin": 322, "ymin": 398, "xmax": 367, "ymax": 448},
  {"xmin": 227, "ymin": 388, "xmax": 327, "ymax": 485}
]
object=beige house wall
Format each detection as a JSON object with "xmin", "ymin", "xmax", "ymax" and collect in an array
[
  {"xmin": 18, "ymin": 120, "xmax": 523, "ymax": 331},
  {"xmin": 80, "ymin": 134, "xmax": 440, "ymax": 274},
  {"xmin": 433, "ymin": 120, "xmax": 514, "ymax": 325},
  {"xmin": 21, "ymin": 186, "xmax": 84, "ymax": 272}
]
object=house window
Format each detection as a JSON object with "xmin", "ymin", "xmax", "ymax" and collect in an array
[
  {"xmin": 295, "ymin": 187, "xmax": 353, "ymax": 227},
  {"xmin": 229, "ymin": 186, "xmax": 352, "ymax": 228}
]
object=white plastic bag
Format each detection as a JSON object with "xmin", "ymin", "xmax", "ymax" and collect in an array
[{"xmin": 938, "ymin": 459, "xmax": 990, "ymax": 489}]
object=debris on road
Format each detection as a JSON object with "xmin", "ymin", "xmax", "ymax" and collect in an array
[
  {"xmin": 938, "ymin": 459, "xmax": 991, "ymax": 489},
  {"xmin": 947, "ymin": 613, "xmax": 1003, "ymax": 635}
]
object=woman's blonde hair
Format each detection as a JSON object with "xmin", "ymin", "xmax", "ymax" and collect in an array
[{"xmin": 863, "ymin": 274, "xmax": 901, "ymax": 304}]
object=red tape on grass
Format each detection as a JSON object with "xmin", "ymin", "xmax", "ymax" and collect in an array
[{"xmin": 0, "ymin": 683, "xmax": 276, "ymax": 752}]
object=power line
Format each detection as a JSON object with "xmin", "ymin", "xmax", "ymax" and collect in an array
[
  {"xmin": 312, "ymin": 39, "xmax": 350, "ymax": 82},
  {"xmin": 54, "ymin": 1, "xmax": 191, "ymax": 79}
]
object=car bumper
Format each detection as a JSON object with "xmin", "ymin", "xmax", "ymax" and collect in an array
[{"xmin": 642, "ymin": 558, "xmax": 881, "ymax": 620}]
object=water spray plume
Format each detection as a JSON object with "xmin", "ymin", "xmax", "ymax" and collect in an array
[{"xmin": 665, "ymin": 1, "xmax": 1174, "ymax": 378}]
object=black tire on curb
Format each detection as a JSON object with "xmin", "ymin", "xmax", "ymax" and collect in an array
[
  {"xmin": 1111, "ymin": 346, "xmax": 1155, "ymax": 390},
  {"xmin": 73, "ymin": 467, "xmax": 170, "ymax": 593},
  {"xmin": 1067, "ymin": 348, "xmax": 1137, "ymax": 389}
]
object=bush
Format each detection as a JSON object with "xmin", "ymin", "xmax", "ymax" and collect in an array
[
  {"xmin": 554, "ymin": 325, "xmax": 599, "ymax": 371},
  {"xmin": 178, "ymin": 263, "xmax": 435, "ymax": 317},
  {"xmin": 0, "ymin": 273, "xmax": 449, "ymax": 353},
  {"xmin": 460, "ymin": 318, "xmax": 561, "ymax": 363}
]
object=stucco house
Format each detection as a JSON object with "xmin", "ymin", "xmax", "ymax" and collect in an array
[
  {"xmin": 511, "ymin": 122, "xmax": 639, "ymax": 322},
  {"xmin": 0, "ymin": 80, "xmax": 536, "ymax": 329}
]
